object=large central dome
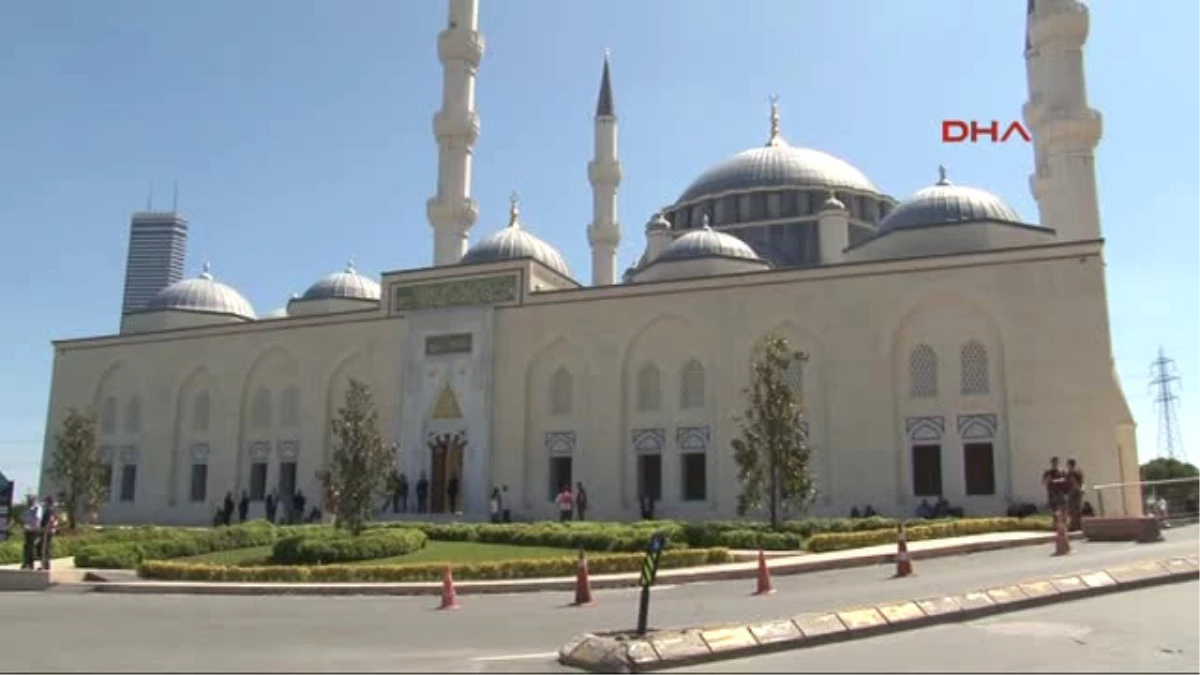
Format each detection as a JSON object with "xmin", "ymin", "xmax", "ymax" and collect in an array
[{"xmin": 675, "ymin": 101, "xmax": 878, "ymax": 204}]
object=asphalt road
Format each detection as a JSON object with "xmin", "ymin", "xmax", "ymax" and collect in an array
[
  {"xmin": 675, "ymin": 580, "xmax": 1200, "ymax": 673},
  {"xmin": 0, "ymin": 525, "xmax": 1195, "ymax": 673}
]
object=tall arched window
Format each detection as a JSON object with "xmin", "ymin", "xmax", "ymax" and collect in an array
[
  {"xmin": 680, "ymin": 359, "xmax": 705, "ymax": 409},
  {"xmin": 192, "ymin": 391, "xmax": 211, "ymax": 433},
  {"xmin": 636, "ymin": 363, "xmax": 662, "ymax": 412},
  {"xmin": 909, "ymin": 345, "xmax": 938, "ymax": 398},
  {"xmin": 251, "ymin": 387, "xmax": 272, "ymax": 429},
  {"xmin": 124, "ymin": 395, "xmax": 142, "ymax": 434},
  {"xmin": 960, "ymin": 340, "xmax": 990, "ymax": 396},
  {"xmin": 101, "ymin": 396, "xmax": 118, "ymax": 436},
  {"xmin": 549, "ymin": 366, "xmax": 573, "ymax": 416}
]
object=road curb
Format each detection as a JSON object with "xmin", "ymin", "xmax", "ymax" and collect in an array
[
  {"xmin": 80, "ymin": 531, "xmax": 1074, "ymax": 597},
  {"xmin": 557, "ymin": 554, "xmax": 1200, "ymax": 673}
]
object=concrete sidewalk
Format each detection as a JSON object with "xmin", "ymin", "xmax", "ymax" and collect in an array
[{"xmin": 71, "ymin": 529, "xmax": 1075, "ymax": 597}]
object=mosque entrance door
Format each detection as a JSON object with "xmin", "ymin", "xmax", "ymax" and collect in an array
[{"xmin": 428, "ymin": 432, "xmax": 466, "ymax": 514}]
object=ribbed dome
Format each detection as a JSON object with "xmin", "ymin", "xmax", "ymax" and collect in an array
[
  {"xmin": 462, "ymin": 194, "xmax": 570, "ymax": 277},
  {"xmin": 657, "ymin": 218, "xmax": 763, "ymax": 263},
  {"xmin": 300, "ymin": 260, "xmax": 381, "ymax": 302},
  {"xmin": 879, "ymin": 167, "xmax": 1022, "ymax": 234},
  {"xmin": 146, "ymin": 263, "xmax": 256, "ymax": 319},
  {"xmin": 676, "ymin": 100, "xmax": 877, "ymax": 203}
]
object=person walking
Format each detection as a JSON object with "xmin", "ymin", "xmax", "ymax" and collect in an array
[
  {"xmin": 237, "ymin": 491, "xmax": 250, "ymax": 524},
  {"xmin": 1066, "ymin": 459, "xmax": 1085, "ymax": 531},
  {"xmin": 38, "ymin": 496, "xmax": 58, "ymax": 571},
  {"xmin": 447, "ymin": 474, "xmax": 460, "ymax": 514},
  {"xmin": 555, "ymin": 485, "xmax": 574, "ymax": 522},
  {"xmin": 265, "ymin": 492, "xmax": 278, "ymax": 524},
  {"xmin": 292, "ymin": 491, "xmax": 306, "ymax": 525},
  {"xmin": 222, "ymin": 492, "xmax": 235, "ymax": 526},
  {"xmin": 489, "ymin": 487, "xmax": 502, "ymax": 524},
  {"xmin": 416, "ymin": 472, "xmax": 429, "ymax": 514},
  {"xmin": 574, "ymin": 482, "xmax": 589, "ymax": 522},
  {"xmin": 20, "ymin": 495, "xmax": 42, "ymax": 570}
]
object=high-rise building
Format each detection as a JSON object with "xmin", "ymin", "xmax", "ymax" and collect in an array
[{"xmin": 119, "ymin": 210, "xmax": 188, "ymax": 330}]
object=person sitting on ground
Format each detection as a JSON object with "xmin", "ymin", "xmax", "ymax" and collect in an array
[
  {"xmin": 916, "ymin": 499, "xmax": 934, "ymax": 519},
  {"xmin": 933, "ymin": 495, "xmax": 950, "ymax": 518},
  {"xmin": 849, "ymin": 506, "xmax": 861, "ymax": 519},
  {"xmin": 863, "ymin": 504, "xmax": 877, "ymax": 518}
]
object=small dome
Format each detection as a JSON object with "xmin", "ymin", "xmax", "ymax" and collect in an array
[
  {"xmin": 676, "ymin": 99, "xmax": 877, "ymax": 203},
  {"xmin": 820, "ymin": 190, "xmax": 846, "ymax": 212},
  {"xmin": 146, "ymin": 263, "xmax": 256, "ymax": 319},
  {"xmin": 300, "ymin": 260, "xmax": 381, "ymax": 302},
  {"xmin": 656, "ymin": 216, "xmax": 763, "ymax": 263},
  {"xmin": 462, "ymin": 193, "xmax": 571, "ymax": 277},
  {"xmin": 646, "ymin": 212, "xmax": 672, "ymax": 232},
  {"xmin": 879, "ymin": 166, "xmax": 1022, "ymax": 234}
]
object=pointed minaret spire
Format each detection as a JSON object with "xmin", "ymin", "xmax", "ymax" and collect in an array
[
  {"xmin": 766, "ymin": 94, "xmax": 787, "ymax": 147},
  {"xmin": 596, "ymin": 48, "xmax": 615, "ymax": 117},
  {"xmin": 427, "ymin": 0, "xmax": 485, "ymax": 266},
  {"xmin": 587, "ymin": 49, "xmax": 623, "ymax": 286},
  {"xmin": 508, "ymin": 191, "xmax": 521, "ymax": 228}
]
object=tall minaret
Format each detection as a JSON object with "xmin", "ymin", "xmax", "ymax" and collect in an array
[
  {"xmin": 1022, "ymin": 0, "xmax": 1103, "ymax": 241},
  {"xmin": 427, "ymin": 0, "xmax": 485, "ymax": 266},
  {"xmin": 587, "ymin": 51, "xmax": 622, "ymax": 286}
]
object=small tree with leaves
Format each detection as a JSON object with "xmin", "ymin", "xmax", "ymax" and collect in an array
[
  {"xmin": 317, "ymin": 379, "xmax": 395, "ymax": 536},
  {"xmin": 731, "ymin": 334, "xmax": 818, "ymax": 529},
  {"xmin": 46, "ymin": 407, "xmax": 108, "ymax": 530}
]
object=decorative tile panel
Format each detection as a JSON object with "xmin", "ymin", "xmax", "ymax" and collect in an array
[
  {"xmin": 277, "ymin": 440, "xmax": 300, "ymax": 461},
  {"xmin": 118, "ymin": 445, "xmax": 139, "ymax": 464},
  {"xmin": 544, "ymin": 431, "xmax": 576, "ymax": 456},
  {"xmin": 425, "ymin": 332, "xmax": 474, "ymax": 356},
  {"xmin": 248, "ymin": 441, "xmax": 271, "ymax": 462},
  {"xmin": 631, "ymin": 428, "xmax": 666, "ymax": 454},
  {"xmin": 957, "ymin": 413, "xmax": 999, "ymax": 440},
  {"xmin": 905, "ymin": 416, "xmax": 946, "ymax": 442},
  {"xmin": 676, "ymin": 426, "xmax": 711, "ymax": 452},
  {"xmin": 391, "ymin": 274, "xmax": 518, "ymax": 313},
  {"xmin": 190, "ymin": 443, "xmax": 211, "ymax": 463}
]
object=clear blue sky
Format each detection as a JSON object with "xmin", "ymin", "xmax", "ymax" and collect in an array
[{"xmin": 1, "ymin": 1, "xmax": 1196, "ymax": 496}]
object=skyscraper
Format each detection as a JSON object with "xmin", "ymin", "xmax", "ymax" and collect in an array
[{"xmin": 119, "ymin": 209, "xmax": 188, "ymax": 330}]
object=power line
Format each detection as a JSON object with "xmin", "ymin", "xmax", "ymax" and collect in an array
[{"xmin": 1149, "ymin": 346, "xmax": 1185, "ymax": 461}]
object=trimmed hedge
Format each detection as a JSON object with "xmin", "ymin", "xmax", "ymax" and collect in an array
[
  {"xmin": 807, "ymin": 516, "xmax": 1054, "ymax": 553},
  {"xmin": 73, "ymin": 522, "xmax": 291, "ymax": 569},
  {"xmin": 138, "ymin": 547, "xmax": 733, "ymax": 583},
  {"xmin": 382, "ymin": 520, "xmax": 691, "ymax": 553},
  {"xmin": 271, "ymin": 529, "xmax": 427, "ymax": 565},
  {"xmin": 0, "ymin": 524, "xmax": 224, "ymax": 565}
]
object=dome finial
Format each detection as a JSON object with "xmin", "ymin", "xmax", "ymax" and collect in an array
[
  {"xmin": 346, "ymin": 258, "xmax": 357, "ymax": 274},
  {"xmin": 508, "ymin": 191, "xmax": 521, "ymax": 228},
  {"xmin": 200, "ymin": 261, "xmax": 213, "ymax": 280},
  {"xmin": 936, "ymin": 164, "xmax": 951, "ymax": 185},
  {"xmin": 701, "ymin": 213, "xmax": 712, "ymax": 230},
  {"xmin": 766, "ymin": 94, "xmax": 785, "ymax": 147}
]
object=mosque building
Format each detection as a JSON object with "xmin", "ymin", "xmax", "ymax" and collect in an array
[{"xmin": 40, "ymin": 0, "xmax": 1141, "ymax": 523}]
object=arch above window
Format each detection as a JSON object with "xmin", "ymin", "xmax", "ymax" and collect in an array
[{"xmin": 909, "ymin": 345, "xmax": 938, "ymax": 398}]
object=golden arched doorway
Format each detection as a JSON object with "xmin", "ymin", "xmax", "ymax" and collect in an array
[{"xmin": 428, "ymin": 432, "xmax": 466, "ymax": 513}]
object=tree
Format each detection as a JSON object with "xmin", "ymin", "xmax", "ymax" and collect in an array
[
  {"xmin": 1139, "ymin": 457, "xmax": 1199, "ymax": 505},
  {"xmin": 731, "ymin": 333, "xmax": 817, "ymax": 529},
  {"xmin": 317, "ymin": 379, "xmax": 395, "ymax": 536},
  {"xmin": 46, "ymin": 408, "xmax": 107, "ymax": 530}
]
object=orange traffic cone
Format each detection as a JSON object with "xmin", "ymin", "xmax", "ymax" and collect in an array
[
  {"xmin": 572, "ymin": 547, "xmax": 595, "ymax": 606},
  {"xmin": 1053, "ymin": 510, "xmax": 1071, "ymax": 556},
  {"xmin": 894, "ymin": 523, "xmax": 914, "ymax": 578},
  {"xmin": 753, "ymin": 549, "xmax": 775, "ymax": 595},
  {"xmin": 438, "ymin": 566, "xmax": 460, "ymax": 610}
]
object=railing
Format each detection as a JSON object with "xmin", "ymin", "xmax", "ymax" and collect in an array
[{"xmin": 1091, "ymin": 476, "xmax": 1200, "ymax": 522}]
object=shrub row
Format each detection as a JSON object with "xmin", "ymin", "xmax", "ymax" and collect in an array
[
  {"xmin": 382, "ymin": 520, "xmax": 692, "ymax": 553},
  {"xmin": 271, "ymin": 528, "xmax": 427, "ymax": 565},
  {"xmin": 73, "ymin": 522, "xmax": 292, "ymax": 569},
  {"xmin": 137, "ymin": 547, "xmax": 733, "ymax": 583},
  {"xmin": 806, "ymin": 516, "xmax": 1054, "ymax": 553},
  {"xmin": 0, "ymin": 524, "xmax": 225, "ymax": 565}
]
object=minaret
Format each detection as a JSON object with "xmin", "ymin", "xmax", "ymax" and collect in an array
[
  {"xmin": 427, "ymin": 0, "xmax": 485, "ymax": 266},
  {"xmin": 1022, "ymin": 0, "xmax": 1103, "ymax": 241},
  {"xmin": 587, "ymin": 50, "xmax": 622, "ymax": 286}
]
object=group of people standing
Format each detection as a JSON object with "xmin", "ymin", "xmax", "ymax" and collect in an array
[
  {"xmin": 214, "ymin": 489, "xmax": 313, "ymax": 527},
  {"xmin": 383, "ymin": 471, "xmax": 456, "ymax": 515},
  {"xmin": 554, "ymin": 482, "xmax": 589, "ymax": 522},
  {"xmin": 1042, "ymin": 456, "xmax": 1089, "ymax": 530},
  {"xmin": 19, "ymin": 494, "xmax": 58, "ymax": 571}
]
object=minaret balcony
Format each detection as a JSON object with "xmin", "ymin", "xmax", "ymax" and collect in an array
[
  {"xmin": 426, "ymin": 196, "xmax": 480, "ymax": 228},
  {"xmin": 438, "ymin": 29, "xmax": 486, "ymax": 66},
  {"xmin": 433, "ymin": 110, "xmax": 481, "ymax": 145},
  {"xmin": 1029, "ymin": 3, "xmax": 1088, "ymax": 48},
  {"xmin": 587, "ymin": 222, "xmax": 621, "ymax": 248},
  {"xmin": 1034, "ymin": 109, "xmax": 1102, "ymax": 148},
  {"xmin": 587, "ymin": 160, "xmax": 623, "ymax": 186}
]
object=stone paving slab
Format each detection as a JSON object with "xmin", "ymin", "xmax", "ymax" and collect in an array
[{"xmin": 558, "ymin": 555, "xmax": 1199, "ymax": 673}]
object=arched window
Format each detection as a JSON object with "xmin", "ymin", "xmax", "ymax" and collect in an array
[
  {"xmin": 549, "ymin": 366, "xmax": 573, "ymax": 416},
  {"xmin": 192, "ymin": 391, "xmax": 210, "ymax": 434},
  {"xmin": 909, "ymin": 345, "xmax": 938, "ymax": 398},
  {"xmin": 280, "ymin": 385, "xmax": 301, "ymax": 427},
  {"xmin": 636, "ymin": 363, "xmax": 661, "ymax": 412},
  {"xmin": 680, "ymin": 359, "xmax": 705, "ymax": 409},
  {"xmin": 101, "ymin": 396, "xmax": 118, "ymax": 436},
  {"xmin": 251, "ymin": 387, "xmax": 272, "ymax": 429},
  {"xmin": 124, "ymin": 395, "xmax": 142, "ymax": 434},
  {"xmin": 960, "ymin": 340, "xmax": 990, "ymax": 396}
]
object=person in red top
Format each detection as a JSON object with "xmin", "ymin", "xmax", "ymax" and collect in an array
[{"xmin": 555, "ymin": 485, "xmax": 574, "ymax": 522}]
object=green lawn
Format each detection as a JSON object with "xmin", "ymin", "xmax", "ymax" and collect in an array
[{"xmin": 171, "ymin": 540, "xmax": 579, "ymax": 568}]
